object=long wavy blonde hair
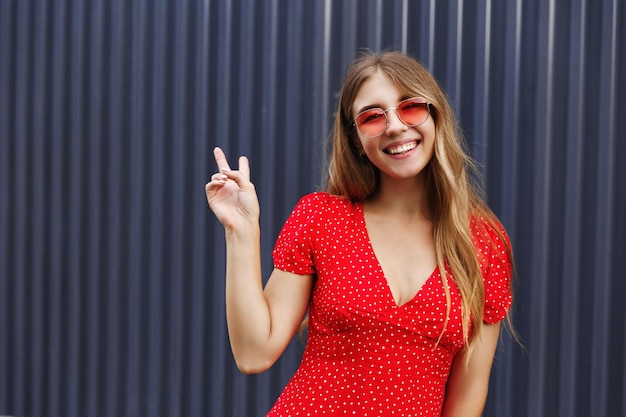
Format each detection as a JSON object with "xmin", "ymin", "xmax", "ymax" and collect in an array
[{"xmin": 324, "ymin": 51, "xmax": 514, "ymax": 356}]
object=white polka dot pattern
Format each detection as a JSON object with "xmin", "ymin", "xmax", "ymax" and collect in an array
[{"xmin": 269, "ymin": 192, "xmax": 512, "ymax": 416}]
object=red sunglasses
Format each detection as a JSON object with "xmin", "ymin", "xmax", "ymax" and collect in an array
[{"xmin": 353, "ymin": 97, "xmax": 431, "ymax": 138}]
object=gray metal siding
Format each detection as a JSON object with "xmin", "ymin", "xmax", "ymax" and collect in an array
[{"xmin": 1, "ymin": 0, "xmax": 624, "ymax": 416}]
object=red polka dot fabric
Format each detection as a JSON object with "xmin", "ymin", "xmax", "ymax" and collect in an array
[{"xmin": 268, "ymin": 192, "xmax": 512, "ymax": 416}]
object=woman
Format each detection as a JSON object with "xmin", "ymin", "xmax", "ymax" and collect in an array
[{"xmin": 206, "ymin": 51, "xmax": 514, "ymax": 416}]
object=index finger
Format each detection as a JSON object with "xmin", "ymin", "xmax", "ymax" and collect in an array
[{"xmin": 213, "ymin": 147, "xmax": 231, "ymax": 172}]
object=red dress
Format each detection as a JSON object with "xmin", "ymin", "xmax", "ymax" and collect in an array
[{"xmin": 268, "ymin": 192, "xmax": 512, "ymax": 416}]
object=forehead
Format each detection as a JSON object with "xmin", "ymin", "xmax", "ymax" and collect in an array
[{"xmin": 352, "ymin": 70, "xmax": 406, "ymax": 115}]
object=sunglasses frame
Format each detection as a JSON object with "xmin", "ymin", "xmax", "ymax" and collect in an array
[{"xmin": 353, "ymin": 97, "xmax": 432, "ymax": 138}]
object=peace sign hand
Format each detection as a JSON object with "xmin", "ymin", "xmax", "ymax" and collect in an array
[{"xmin": 205, "ymin": 147, "xmax": 260, "ymax": 230}]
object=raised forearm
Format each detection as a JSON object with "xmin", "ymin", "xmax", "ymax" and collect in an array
[{"xmin": 223, "ymin": 223, "xmax": 274, "ymax": 372}]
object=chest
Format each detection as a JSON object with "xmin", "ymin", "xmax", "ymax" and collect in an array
[
  {"xmin": 309, "ymin": 218, "xmax": 464, "ymax": 349},
  {"xmin": 364, "ymin": 216, "xmax": 437, "ymax": 306}
]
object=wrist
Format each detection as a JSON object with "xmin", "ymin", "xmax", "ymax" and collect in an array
[{"xmin": 224, "ymin": 219, "xmax": 261, "ymax": 239}]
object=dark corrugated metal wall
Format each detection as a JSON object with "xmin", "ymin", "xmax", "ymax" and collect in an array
[{"xmin": 1, "ymin": 0, "xmax": 624, "ymax": 416}]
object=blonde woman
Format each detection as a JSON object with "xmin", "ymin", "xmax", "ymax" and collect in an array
[{"xmin": 206, "ymin": 51, "xmax": 514, "ymax": 416}]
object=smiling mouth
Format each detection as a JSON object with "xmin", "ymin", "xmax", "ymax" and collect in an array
[{"xmin": 385, "ymin": 141, "xmax": 419, "ymax": 155}]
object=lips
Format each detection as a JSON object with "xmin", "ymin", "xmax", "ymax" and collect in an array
[{"xmin": 384, "ymin": 140, "xmax": 419, "ymax": 155}]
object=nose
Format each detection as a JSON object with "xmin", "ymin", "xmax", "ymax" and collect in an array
[{"xmin": 384, "ymin": 108, "xmax": 408, "ymax": 136}]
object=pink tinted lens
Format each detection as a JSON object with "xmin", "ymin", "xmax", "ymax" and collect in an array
[
  {"xmin": 397, "ymin": 99, "xmax": 429, "ymax": 126},
  {"xmin": 355, "ymin": 109, "xmax": 387, "ymax": 137}
]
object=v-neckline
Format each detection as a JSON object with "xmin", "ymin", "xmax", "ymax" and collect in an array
[{"xmin": 356, "ymin": 203, "xmax": 439, "ymax": 308}]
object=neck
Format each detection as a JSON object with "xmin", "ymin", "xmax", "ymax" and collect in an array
[{"xmin": 367, "ymin": 174, "xmax": 431, "ymax": 220}]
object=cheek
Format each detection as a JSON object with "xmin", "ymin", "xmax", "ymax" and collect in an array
[
  {"xmin": 419, "ymin": 122, "xmax": 437, "ymax": 146},
  {"xmin": 356, "ymin": 136, "xmax": 370, "ymax": 151},
  {"xmin": 360, "ymin": 139, "xmax": 380, "ymax": 157}
]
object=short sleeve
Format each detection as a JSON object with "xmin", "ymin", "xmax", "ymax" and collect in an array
[
  {"xmin": 472, "ymin": 217, "xmax": 514, "ymax": 324},
  {"xmin": 272, "ymin": 193, "xmax": 325, "ymax": 275}
]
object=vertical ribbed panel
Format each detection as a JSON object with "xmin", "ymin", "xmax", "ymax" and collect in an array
[{"xmin": 1, "ymin": 1, "xmax": 624, "ymax": 416}]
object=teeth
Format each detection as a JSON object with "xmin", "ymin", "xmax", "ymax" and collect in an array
[{"xmin": 387, "ymin": 142, "xmax": 417, "ymax": 154}]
